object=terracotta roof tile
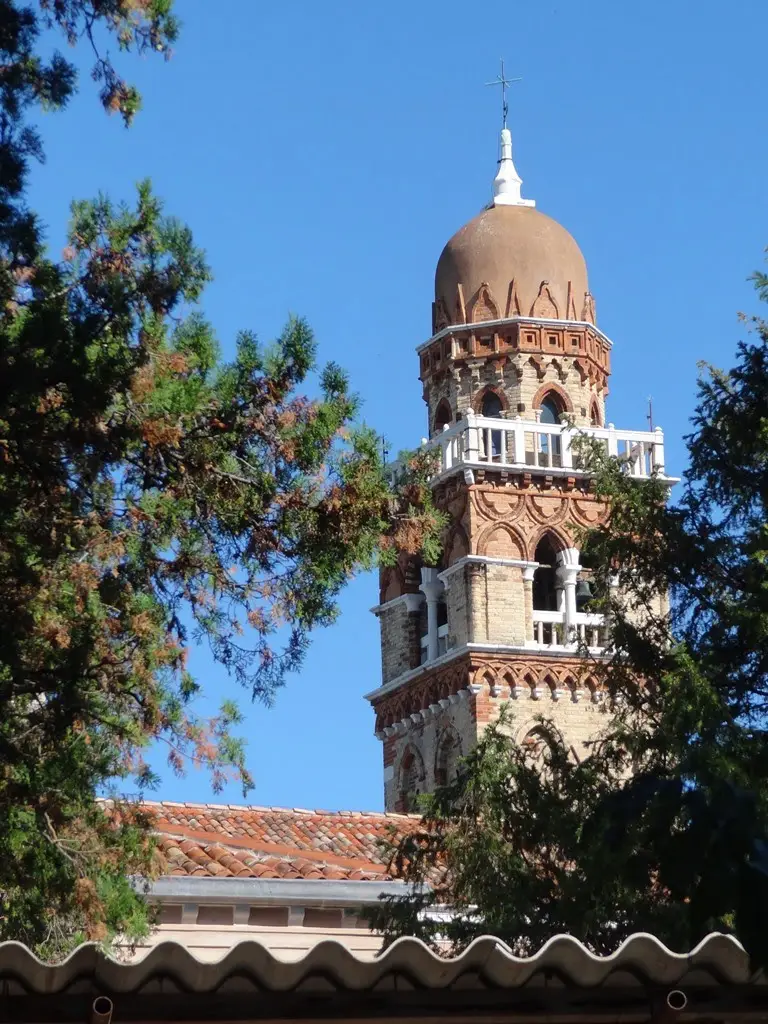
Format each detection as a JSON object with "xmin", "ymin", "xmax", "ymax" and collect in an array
[{"xmin": 150, "ymin": 801, "xmax": 420, "ymax": 882}]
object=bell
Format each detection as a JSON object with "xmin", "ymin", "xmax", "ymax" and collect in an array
[{"xmin": 575, "ymin": 579, "xmax": 593, "ymax": 610}]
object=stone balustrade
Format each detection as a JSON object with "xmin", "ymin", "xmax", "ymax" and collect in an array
[{"xmin": 430, "ymin": 413, "xmax": 666, "ymax": 481}]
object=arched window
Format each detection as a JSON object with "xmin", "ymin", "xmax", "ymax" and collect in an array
[
  {"xmin": 433, "ymin": 399, "xmax": 452, "ymax": 436},
  {"xmin": 590, "ymin": 400, "xmax": 602, "ymax": 427},
  {"xmin": 481, "ymin": 391, "xmax": 504, "ymax": 418},
  {"xmin": 399, "ymin": 747, "xmax": 425, "ymax": 812},
  {"xmin": 522, "ymin": 726, "xmax": 556, "ymax": 766},
  {"xmin": 435, "ymin": 728, "xmax": 462, "ymax": 788},
  {"xmin": 539, "ymin": 395, "xmax": 562, "ymax": 424},
  {"xmin": 479, "ymin": 390, "xmax": 504, "ymax": 460},
  {"xmin": 537, "ymin": 391, "xmax": 565, "ymax": 467}
]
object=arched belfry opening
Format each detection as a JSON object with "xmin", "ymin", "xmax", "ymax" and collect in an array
[
  {"xmin": 433, "ymin": 398, "xmax": 452, "ymax": 436},
  {"xmin": 532, "ymin": 535, "xmax": 561, "ymax": 613}
]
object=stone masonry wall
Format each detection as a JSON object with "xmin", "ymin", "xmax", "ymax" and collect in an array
[
  {"xmin": 443, "ymin": 566, "xmax": 470, "ymax": 650},
  {"xmin": 383, "ymin": 693, "xmax": 476, "ymax": 811},
  {"xmin": 425, "ymin": 354, "xmax": 606, "ymax": 436},
  {"xmin": 383, "ymin": 678, "xmax": 613, "ymax": 812},
  {"xmin": 378, "ymin": 599, "xmax": 421, "ymax": 685},
  {"xmin": 474, "ymin": 685, "xmax": 612, "ymax": 763}
]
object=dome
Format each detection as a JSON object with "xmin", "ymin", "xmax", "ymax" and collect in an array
[{"xmin": 434, "ymin": 203, "xmax": 590, "ymax": 326}]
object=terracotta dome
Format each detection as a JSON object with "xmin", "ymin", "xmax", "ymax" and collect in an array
[{"xmin": 434, "ymin": 204, "xmax": 591, "ymax": 326}]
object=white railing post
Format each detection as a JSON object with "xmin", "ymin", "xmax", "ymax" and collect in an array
[
  {"xmin": 465, "ymin": 410, "xmax": 479, "ymax": 462},
  {"xmin": 441, "ymin": 422, "xmax": 452, "ymax": 470},
  {"xmin": 607, "ymin": 423, "xmax": 618, "ymax": 458},
  {"xmin": 560, "ymin": 422, "xmax": 574, "ymax": 469},
  {"xmin": 653, "ymin": 426, "xmax": 665, "ymax": 475},
  {"xmin": 512, "ymin": 416, "xmax": 525, "ymax": 467},
  {"xmin": 501, "ymin": 422, "xmax": 513, "ymax": 466}
]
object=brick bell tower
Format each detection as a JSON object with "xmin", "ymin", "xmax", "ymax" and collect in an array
[{"xmin": 366, "ymin": 123, "xmax": 668, "ymax": 812}]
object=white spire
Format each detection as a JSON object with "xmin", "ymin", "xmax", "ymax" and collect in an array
[{"xmin": 492, "ymin": 127, "xmax": 535, "ymax": 208}]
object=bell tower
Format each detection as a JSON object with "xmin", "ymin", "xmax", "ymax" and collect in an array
[{"xmin": 366, "ymin": 122, "xmax": 668, "ymax": 812}]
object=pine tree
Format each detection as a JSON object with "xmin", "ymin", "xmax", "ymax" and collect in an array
[{"xmin": 0, "ymin": 2, "xmax": 444, "ymax": 954}]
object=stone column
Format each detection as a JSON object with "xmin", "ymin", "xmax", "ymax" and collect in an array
[
  {"xmin": 466, "ymin": 561, "xmax": 486, "ymax": 643},
  {"xmin": 419, "ymin": 567, "xmax": 443, "ymax": 663},
  {"xmin": 560, "ymin": 567, "xmax": 579, "ymax": 635},
  {"xmin": 522, "ymin": 564, "xmax": 536, "ymax": 644},
  {"xmin": 557, "ymin": 548, "xmax": 581, "ymax": 643}
]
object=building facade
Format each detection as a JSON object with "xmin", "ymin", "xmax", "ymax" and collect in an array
[{"xmin": 367, "ymin": 125, "xmax": 670, "ymax": 812}]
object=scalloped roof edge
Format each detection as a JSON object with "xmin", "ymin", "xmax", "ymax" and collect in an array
[{"xmin": 0, "ymin": 932, "xmax": 760, "ymax": 994}]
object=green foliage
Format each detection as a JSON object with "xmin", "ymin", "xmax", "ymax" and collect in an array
[
  {"xmin": 373, "ymin": 262, "xmax": 768, "ymax": 966},
  {"xmin": 0, "ymin": 1, "xmax": 178, "ymax": 301},
  {"xmin": 0, "ymin": 1, "xmax": 446, "ymax": 957}
]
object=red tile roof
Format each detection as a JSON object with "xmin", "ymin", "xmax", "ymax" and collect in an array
[{"xmin": 147, "ymin": 801, "xmax": 419, "ymax": 881}]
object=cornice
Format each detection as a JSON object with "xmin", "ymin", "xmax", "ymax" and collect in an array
[{"xmin": 416, "ymin": 315, "xmax": 614, "ymax": 355}]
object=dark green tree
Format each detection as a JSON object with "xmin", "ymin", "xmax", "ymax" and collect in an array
[
  {"xmin": 371, "ymin": 265, "xmax": 768, "ymax": 965},
  {"xmin": 0, "ymin": 2, "xmax": 445, "ymax": 955}
]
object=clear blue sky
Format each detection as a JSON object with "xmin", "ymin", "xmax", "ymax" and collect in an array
[{"xmin": 29, "ymin": 0, "xmax": 768, "ymax": 811}]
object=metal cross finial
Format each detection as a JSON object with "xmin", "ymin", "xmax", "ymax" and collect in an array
[{"xmin": 485, "ymin": 58, "xmax": 521, "ymax": 129}]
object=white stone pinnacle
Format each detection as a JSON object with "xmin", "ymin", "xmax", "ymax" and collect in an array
[{"xmin": 492, "ymin": 127, "xmax": 535, "ymax": 208}]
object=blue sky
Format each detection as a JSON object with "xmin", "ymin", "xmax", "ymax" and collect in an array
[{"xmin": 30, "ymin": 0, "xmax": 768, "ymax": 810}]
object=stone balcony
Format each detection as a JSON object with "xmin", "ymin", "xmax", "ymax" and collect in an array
[
  {"xmin": 426, "ymin": 413, "xmax": 668, "ymax": 483},
  {"xmin": 531, "ymin": 608, "xmax": 610, "ymax": 654}
]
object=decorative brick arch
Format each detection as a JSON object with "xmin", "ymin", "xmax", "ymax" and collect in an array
[
  {"xmin": 433, "ymin": 298, "xmax": 452, "ymax": 333},
  {"xmin": 531, "ymin": 381, "xmax": 574, "ymax": 415},
  {"xmin": 530, "ymin": 281, "xmax": 560, "ymax": 319},
  {"xmin": 589, "ymin": 396, "xmax": 602, "ymax": 426},
  {"xmin": 516, "ymin": 720, "xmax": 565, "ymax": 752},
  {"xmin": 531, "ymin": 526, "xmax": 572, "ymax": 561},
  {"xmin": 380, "ymin": 565, "xmax": 405, "ymax": 603},
  {"xmin": 444, "ymin": 524, "xmax": 469, "ymax": 567},
  {"xmin": 476, "ymin": 521, "xmax": 526, "ymax": 559},
  {"xmin": 469, "ymin": 282, "xmax": 499, "ymax": 323},
  {"xmin": 434, "ymin": 726, "xmax": 462, "ymax": 787},
  {"xmin": 471, "ymin": 383, "xmax": 509, "ymax": 415},
  {"xmin": 397, "ymin": 745, "xmax": 426, "ymax": 812}
]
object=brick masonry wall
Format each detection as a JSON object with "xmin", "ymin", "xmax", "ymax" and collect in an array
[
  {"xmin": 383, "ymin": 694, "xmax": 476, "ymax": 811},
  {"xmin": 473, "ymin": 685, "xmax": 612, "ymax": 762},
  {"xmin": 383, "ymin": 679, "xmax": 613, "ymax": 811},
  {"xmin": 444, "ymin": 567, "xmax": 470, "ymax": 650},
  {"xmin": 425, "ymin": 354, "xmax": 606, "ymax": 434},
  {"xmin": 378, "ymin": 600, "xmax": 421, "ymax": 685}
]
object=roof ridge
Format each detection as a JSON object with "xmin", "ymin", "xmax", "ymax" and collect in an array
[{"xmin": 126, "ymin": 798, "xmax": 420, "ymax": 820}]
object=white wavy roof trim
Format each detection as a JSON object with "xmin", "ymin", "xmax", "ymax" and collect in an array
[{"xmin": 0, "ymin": 932, "xmax": 758, "ymax": 993}]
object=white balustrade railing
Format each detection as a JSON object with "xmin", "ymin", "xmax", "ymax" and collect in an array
[
  {"xmin": 432, "ymin": 414, "xmax": 666, "ymax": 480},
  {"xmin": 437, "ymin": 623, "xmax": 449, "ymax": 657},
  {"xmin": 532, "ymin": 609, "xmax": 566, "ymax": 648},
  {"xmin": 574, "ymin": 612, "xmax": 610, "ymax": 650},
  {"xmin": 420, "ymin": 623, "xmax": 450, "ymax": 664},
  {"xmin": 532, "ymin": 609, "xmax": 609, "ymax": 651}
]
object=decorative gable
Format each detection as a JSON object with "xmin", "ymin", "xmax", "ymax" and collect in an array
[{"xmin": 530, "ymin": 281, "xmax": 560, "ymax": 319}]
